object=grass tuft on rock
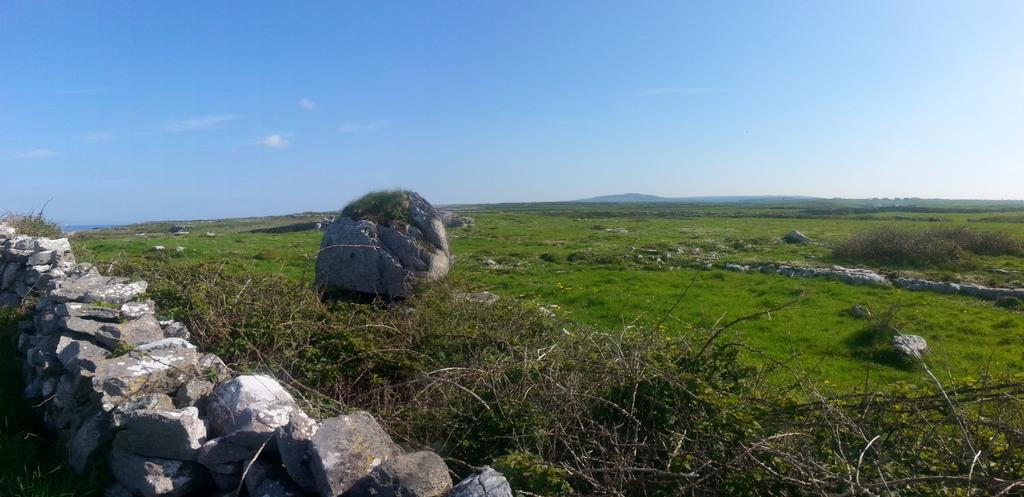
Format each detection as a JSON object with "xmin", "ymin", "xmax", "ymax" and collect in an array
[
  {"xmin": 341, "ymin": 190, "xmax": 412, "ymax": 225},
  {"xmin": 1, "ymin": 210, "xmax": 63, "ymax": 238}
]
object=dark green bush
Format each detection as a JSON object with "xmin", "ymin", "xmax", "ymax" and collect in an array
[
  {"xmin": 995, "ymin": 296, "xmax": 1023, "ymax": 310},
  {"xmin": 832, "ymin": 226, "xmax": 1024, "ymax": 268},
  {"xmin": 341, "ymin": 190, "xmax": 412, "ymax": 225}
]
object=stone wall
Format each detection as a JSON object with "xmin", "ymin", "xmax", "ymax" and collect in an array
[{"xmin": 0, "ymin": 223, "xmax": 511, "ymax": 497}]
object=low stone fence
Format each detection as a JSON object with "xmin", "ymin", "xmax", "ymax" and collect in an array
[{"xmin": 1, "ymin": 223, "xmax": 511, "ymax": 497}]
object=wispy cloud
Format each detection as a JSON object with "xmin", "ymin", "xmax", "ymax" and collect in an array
[
  {"xmin": 630, "ymin": 87, "xmax": 716, "ymax": 97},
  {"xmin": 15, "ymin": 148, "xmax": 59, "ymax": 159},
  {"xmin": 83, "ymin": 130, "xmax": 116, "ymax": 143},
  {"xmin": 299, "ymin": 98, "xmax": 316, "ymax": 111},
  {"xmin": 164, "ymin": 114, "xmax": 242, "ymax": 132},
  {"xmin": 261, "ymin": 134, "xmax": 290, "ymax": 148},
  {"xmin": 338, "ymin": 121, "xmax": 390, "ymax": 134}
]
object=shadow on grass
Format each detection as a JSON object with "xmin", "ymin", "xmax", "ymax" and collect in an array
[
  {"xmin": 843, "ymin": 307, "xmax": 920, "ymax": 371},
  {"xmin": 0, "ymin": 309, "xmax": 107, "ymax": 497}
]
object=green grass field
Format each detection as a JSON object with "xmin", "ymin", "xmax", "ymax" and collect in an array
[{"xmin": 72, "ymin": 202, "xmax": 1024, "ymax": 391}]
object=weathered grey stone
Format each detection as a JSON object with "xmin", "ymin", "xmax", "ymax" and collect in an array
[
  {"xmin": 221, "ymin": 400, "xmax": 295, "ymax": 448},
  {"xmin": 33, "ymin": 308, "xmax": 60, "ymax": 335},
  {"xmin": 1, "ymin": 263, "xmax": 20, "ymax": 290},
  {"xmin": 198, "ymin": 353, "xmax": 232, "ymax": 382},
  {"xmin": 309, "ymin": 411, "xmax": 403, "ymax": 497},
  {"xmin": 121, "ymin": 300, "xmax": 156, "ymax": 320},
  {"xmin": 113, "ymin": 407, "xmax": 207, "ymax": 460},
  {"xmin": 69, "ymin": 412, "xmax": 113, "ymax": 473},
  {"xmin": 27, "ymin": 250, "xmax": 60, "ymax": 266},
  {"xmin": 109, "ymin": 448, "xmax": 210, "ymax": 497},
  {"xmin": 277, "ymin": 409, "xmax": 320, "ymax": 492},
  {"xmin": 56, "ymin": 302, "xmax": 122, "ymax": 321},
  {"xmin": 892, "ymin": 334, "xmax": 928, "ymax": 358},
  {"xmin": 174, "ymin": 378, "xmax": 214, "ymax": 408},
  {"xmin": 315, "ymin": 192, "xmax": 450, "ymax": 298},
  {"xmin": 449, "ymin": 467, "xmax": 512, "ymax": 497},
  {"xmin": 50, "ymin": 272, "xmax": 148, "ymax": 305},
  {"xmin": 197, "ymin": 438, "xmax": 253, "ymax": 466},
  {"xmin": 160, "ymin": 320, "xmax": 191, "ymax": 341},
  {"xmin": 243, "ymin": 460, "xmax": 287, "ymax": 497},
  {"xmin": 849, "ymin": 305, "xmax": 872, "ymax": 319},
  {"xmin": 782, "ymin": 230, "xmax": 811, "ymax": 244},
  {"xmin": 205, "ymin": 375, "xmax": 295, "ymax": 436},
  {"xmin": 56, "ymin": 335, "xmax": 110, "ymax": 375},
  {"xmin": 348, "ymin": 451, "xmax": 452, "ymax": 497},
  {"xmin": 136, "ymin": 338, "xmax": 195, "ymax": 353},
  {"xmin": 0, "ymin": 223, "xmax": 15, "ymax": 239},
  {"xmin": 92, "ymin": 347, "xmax": 202, "ymax": 411},
  {"xmin": 59, "ymin": 314, "xmax": 166, "ymax": 350}
]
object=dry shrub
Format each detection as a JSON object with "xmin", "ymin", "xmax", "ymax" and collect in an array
[
  {"xmin": 832, "ymin": 226, "xmax": 1024, "ymax": 268},
  {"xmin": 1, "ymin": 209, "xmax": 63, "ymax": 238},
  {"xmin": 98, "ymin": 259, "xmax": 1024, "ymax": 496}
]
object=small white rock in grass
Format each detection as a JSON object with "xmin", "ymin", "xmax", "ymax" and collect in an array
[
  {"xmin": 153, "ymin": 246, "xmax": 165, "ymax": 252},
  {"xmin": 175, "ymin": 246, "xmax": 185, "ymax": 252}
]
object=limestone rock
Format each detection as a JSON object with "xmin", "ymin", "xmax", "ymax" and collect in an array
[
  {"xmin": 309, "ymin": 411, "xmax": 403, "ymax": 497},
  {"xmin": 348, "ymin": 451, "xmax": 452, "ymax": 497},
  {"xmin": 892, "ymin": 334, "xmax": 928, "ymax": 358},
  {"xmin": 454, "ymin": 291, "xmax": 499, "ymax": 305},
  {"xmin": 315, "ymin": 192, "xmax": 450, "ymax": 298},
  {"xmin": 277, "ymin": 409, "xmax": 320, "ymax": 491},
  {"xmin": 49, "ymin": 272, "xmax": 148, "ymax": 305},
  {"xmin": 449, "ymin": 467, "xmax": 512, "ymax": 497},
  {"xmin": 69, "ymin": 412, "xmax": 113, "ymax": 473},
  {"xmin": 56, "ymin": 302, "xmax": 121, "ymax": 321},
  {"xmin": 783, "ymin": 231, "xmax": 811, "ymax": 244},
  {"xmin": 56, "ymin": 335, "xmax": 110, "ymax": 375},
  {"xmin": 174, "ymin": 378, "xmax": 214, "ymax": 408},
  {"xmin": 92, "ymin": 347, "xmax": 202, "ymax": 411},
  {"xmin": 204, "ymin": 375, "xmax": 295, "ymax": 436},
  {"xmin": 59, "ymin": 314, "xmax": 166, "ymax": 350},
  {"xmin": 109, "ymin": 448, "xmax": 210, "ymax": 497},
  {"xmin": 121, "ymin": 300, "xmax": 156, "ymax": 320},
  {"xmin": 113, "ymin": 407, "xmax": 207, "ymax": 460}
]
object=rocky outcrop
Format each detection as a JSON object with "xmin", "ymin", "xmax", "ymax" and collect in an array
[
  {"xmin": 315, "ymin": 192, "xmax": 451, "ymax": 298},
  {"xmin": 2, "ymin": 222, "xmax": 513, "ymax": 497}
]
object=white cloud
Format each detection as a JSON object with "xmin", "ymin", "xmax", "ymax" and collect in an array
[
  {"xmin": 15, "ymin": 148, "xmax": 59, "ymax": 159},
  {"xmin": 299, "ymin": 98, "xmax": 316, "ymax": 111},
  {"xmin": 338, "ymin": 121, "xmax": 390, "ymax": 133},
  {"xmin": 83, "ymin": 130, "xmax": 116, "ymax": 142},
  {"xmin": 261, "ymin": 134, "xmax": 290, "ymax": 148},
  {"xmin": 164, "ymin": 114, "xmax": 242, "ymax": 132}
]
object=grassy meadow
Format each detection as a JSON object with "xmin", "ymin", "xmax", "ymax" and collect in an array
[{"xmin": 73, "ymin": 202, "xmax": 1024, "ymax": 391}]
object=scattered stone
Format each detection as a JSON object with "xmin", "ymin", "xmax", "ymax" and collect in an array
[
  {"xmin": 449, "ymin": 467, "xmax": 512, "ymax": 497},
  {"xmin": 169, "ymin": 224, "xmax": 192, "ymax": 234},
  {"xmin": 160, "ymin": 320, "xmax": 191, "ymax": 340},
  {"xmin": 113, "ymin": 407, "xmax": 207, "ymax": 460},
  {"xmin": 454, "ymin": 291, "xmax": 500, "ymax": 305},
  {"xmin": 724, "ymin": 263, "xmax": 748, "ymax": 272},
  {"xmin": 175, "ymin": 246, "xmax": 185, "ymax": 253},
  {"xmin": 348, "ymin": 451, "xmax": 452, "ymax": 497},
  {"xmin": 109, "ymin": 447, "xmax": 209, "ymax": 497},
  {"xmin": 154, "ymin": 246, "xmax": 166, "ymax": 252},
  {"xmin": 783, "ymin": 230, "xmax": 811, "ymax": 244},
  {"xmin": 315, "ymin": 192, "xmax": 450, "ymax": 298},
  {"xmin": 538, "ymin": 306, "xmax": 556, "ymax": 319},
  {"xmin": 849, "ymin": 305, "xmax": 872, "ymax": 319},
  {"xmin": 309, "ymin": 411, "xmax": 403, "ymax": 497},
  {"xmin": 892, "ymin": 334, "xmax": 928, "ymax": 358}
]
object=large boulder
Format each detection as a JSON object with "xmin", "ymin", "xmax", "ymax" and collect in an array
[
  {"xmin": 315, "ymin": 192, "xmax": 450, "ymax": 298},
  {"xmin": 348, "ymin": 451, "xmax": 452, "ymax": 497}
]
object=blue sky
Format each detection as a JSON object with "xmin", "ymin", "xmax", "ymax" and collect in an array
[{"xmin": 2, "ymin": 1, "xmax": 1023, "ymax": 224}]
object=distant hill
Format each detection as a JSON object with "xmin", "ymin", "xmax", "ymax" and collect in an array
[{"xmin": 573, "ymin": 193, "xmax": 822, "ymax": 203}]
